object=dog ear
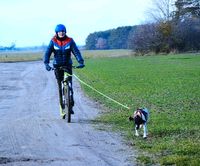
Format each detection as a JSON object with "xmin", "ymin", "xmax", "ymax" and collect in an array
[{"xmin": 129, "ymin": 116, "xmax": 134, "ymax": 121}]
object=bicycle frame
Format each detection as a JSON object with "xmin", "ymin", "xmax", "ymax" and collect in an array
[{"xmin": 61, "ymin": 70, "xmax": 73, "ymax": 122}]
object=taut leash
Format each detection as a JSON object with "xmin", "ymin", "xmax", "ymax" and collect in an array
[{"xmin": 73, "ymin": 74, "xmax": 130, "ymax": 110}]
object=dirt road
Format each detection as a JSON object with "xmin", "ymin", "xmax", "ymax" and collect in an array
[{"xmin": 0, "ymin": 61, "xmax": 137, "ymax": 166}]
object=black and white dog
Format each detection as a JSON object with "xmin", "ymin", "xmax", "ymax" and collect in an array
[{"xmin": 129, "ymin": 108, "xmax": 149, "ymax": 138}]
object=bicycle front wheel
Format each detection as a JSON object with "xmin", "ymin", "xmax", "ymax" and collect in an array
[
  {"xmin": 63, "ymin": 82, "xmax": 72, "ymax": 123},
  {"xmin": 66, "ymin": 85, "xmax": 72, "ymax": 123}
]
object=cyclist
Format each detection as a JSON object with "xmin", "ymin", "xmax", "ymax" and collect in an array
[{"xmin": 43, "ymin": 24, "xmax": 85, "ymax": 118}]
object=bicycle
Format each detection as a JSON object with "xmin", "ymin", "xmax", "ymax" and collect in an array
[
  {"xmin": 52, "ymin": 66, "xmax": 76, "ymax": 123},
  {"xmin": 61, "ymin": 67, "xmax": 74, "ymax": 122}
]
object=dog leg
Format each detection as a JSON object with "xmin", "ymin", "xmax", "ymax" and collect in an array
[
  {"xmin": 135, "ymin": 127, "xmax": 139, "ymax": 136},
  {"xmin": 143, "ymin": 123, "xmax": 147, "ymax": 138}
]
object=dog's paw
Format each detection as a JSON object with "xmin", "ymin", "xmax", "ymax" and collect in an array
[{"xmin": 135, "ymin": 133, "xmax": 139, "ymax": 137}]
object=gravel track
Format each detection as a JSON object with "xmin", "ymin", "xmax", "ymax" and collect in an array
[{"xmin": 0, "ymin": 61, "xmax": 137, "ymax": 166}]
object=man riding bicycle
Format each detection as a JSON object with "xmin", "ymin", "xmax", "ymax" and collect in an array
[{"xmin": 43, "ymin": 24, "xmax": 85, "ymax": 118}]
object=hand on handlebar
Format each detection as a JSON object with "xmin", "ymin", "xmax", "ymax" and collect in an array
[
  {"xmin": 75, "ymin": 63, "xmax": 85, "ymax": 69},
  {"xmin": 45, "ymin": 64, "xmax": 52, "ymax": 71},
  {"xmin": 45, "ymin": 64, "xmax": 85, "ymax": 71}
]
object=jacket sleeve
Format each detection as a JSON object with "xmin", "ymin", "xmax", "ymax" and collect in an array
[
  {"xmin": 43, "ymin": 41, "xmax": 54, "ymax": 64},
  {"xmin": 71, "ymin": 39, "xmax": 84, "ymax": 64}
]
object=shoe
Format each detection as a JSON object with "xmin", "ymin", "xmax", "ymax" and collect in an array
[
  {"xmin": 61, "ymin": 113, "xmax": 66, "ymax": 119},
  {"xmin": 70, "ymin": 109, "xmax": 74, "ymax": 114}
]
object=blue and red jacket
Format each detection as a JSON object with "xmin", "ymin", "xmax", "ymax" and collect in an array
[{"xmin": 44, "ymin": 35, "xmax": 84, "ymax": 66}]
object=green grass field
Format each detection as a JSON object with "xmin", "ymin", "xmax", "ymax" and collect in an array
[
  {"xmin": 0, "ymin": 49, "xmax": 132, "ymax": 62},
  {"xmin": 0, "ymin": 51, "xmax": 43, "ymax": 62},
  {"xmin": 1, "ymin": 50, "xmax": 200, "ymax": 165},
  {"xmin": 75, "ymin": 52, "xmax": 200, "ymax": 165}
]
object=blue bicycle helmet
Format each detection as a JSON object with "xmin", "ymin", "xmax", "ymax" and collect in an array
[{"xmin": 55, "ymin": 24, "xmax": 66, "ymax": 33}]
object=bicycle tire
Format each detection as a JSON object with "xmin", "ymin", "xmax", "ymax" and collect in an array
[
  {"xmin": 61, "ymin": 84, "xmax": 65, "ymax": 109},
  {"xmin": 67, "ymin": 85, "xmax": 72, "ymax": 123},
  {"xmin": 60, "ymin": 82, "xmax": 66, "ymax": 119},
  {"xmin": 63, "ymin": 82, "xmax": 71, "ymax": 123}
]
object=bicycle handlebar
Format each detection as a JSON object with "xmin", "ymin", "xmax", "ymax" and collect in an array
[{"xmin": 51, "ymin": 65, "xmax": 82, "ymax": 71}]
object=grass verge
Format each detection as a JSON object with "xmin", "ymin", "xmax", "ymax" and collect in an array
[
  {"xmin": 75, "ymin": 52, "xmax": 200, "ymax": 165},
  {"xmin": 0, "ymin": 51, "xmax": 44, "ymax": 62}
]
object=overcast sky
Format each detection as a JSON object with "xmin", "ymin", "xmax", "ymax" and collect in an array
[{"xmin": 0, "ymin": 0, "xmax": 152, "ymax": 47}]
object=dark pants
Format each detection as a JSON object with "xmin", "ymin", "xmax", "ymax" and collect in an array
[{"xmin": 54, "ymin": 65, "xmax": 73, "ymax": 109}]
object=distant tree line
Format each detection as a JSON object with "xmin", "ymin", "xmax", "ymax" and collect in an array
[
  {"xmin": 0, "ymin": 43, "xmax": 47, "ymax": 52},
  {"xmin": 0, "ymin": 43, "xmax": 16, "ymax": 51},
  {"xmin": 85, "ymin": 0, "xmax": 200, "ymax": 54},
  {"xmin": 85, "ymin": 26, "xmax": 136, "ymax": 50}
]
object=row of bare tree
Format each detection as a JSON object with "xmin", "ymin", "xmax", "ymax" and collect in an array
[
  {"xmin": 85, "ymin": 0, "xmax": 199, "ymax": 53},
  {"xmin": 128, "ymin": 0, "xmax": 200, "ymax": 54}
]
